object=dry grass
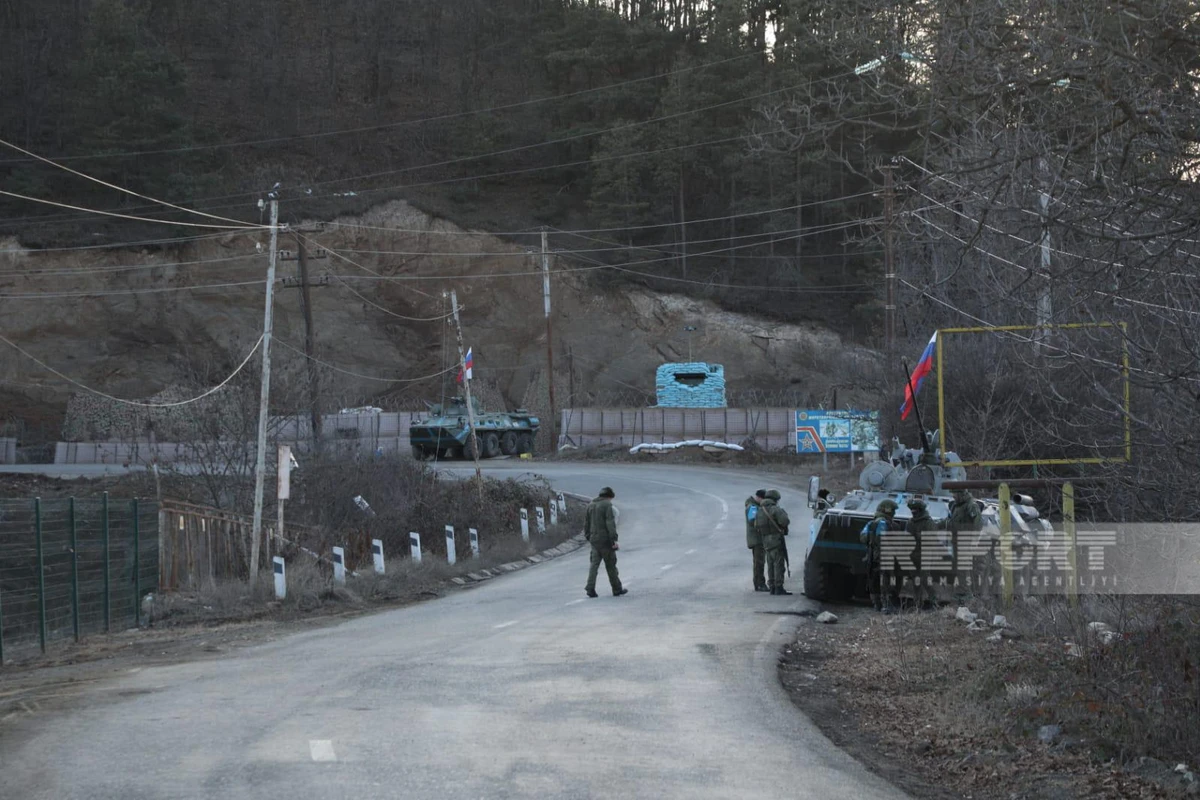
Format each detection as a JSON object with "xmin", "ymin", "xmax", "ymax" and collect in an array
[{"xmin": 784, "ymin": 595, "xmax": 1200, "ymax": 799}]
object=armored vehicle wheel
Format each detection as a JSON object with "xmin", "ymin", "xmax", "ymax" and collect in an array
[
  {"xmin": 803, "ymin": 560, "xmax": 831, "ymax": 601},
  {"xmin": 500, "ymin": 431, "xmax": 519, "ymax": 455},
  {"xmin": 517, "ymin": 433, "xmax": 534, "ymax": 454},
  {"xmin": 483, "ymin": 432, "xmax": 501, "ymax": 458},
  {"xmin": 464, "ymin": 436, "xmax": 480, "ymax": 460},
  {"xmin": 411, "ymin": 445, "xmax": 425, "ymax": 460}
]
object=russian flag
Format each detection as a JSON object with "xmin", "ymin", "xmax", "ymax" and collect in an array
[
  {"xmin": 457, "ymin": 348, "xmax": 474, "ymax": 384},
  {"xmin": 899, "ymin": 332, "xmax": 937, "ymax": 421}
]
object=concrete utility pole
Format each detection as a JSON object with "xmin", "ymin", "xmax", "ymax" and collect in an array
[
  {"xmin": 882, "ymin": 164, "xmax": 897, "ymax": 358},
  {"xmin": 541, "ymin": 228, "xmax": 557, "ymax": 452},
  {"xmin": 448, "ymin": 289, "xmax": 482, "ymax": 482},
  {"xmin": 250, "ymin": 198, "xmax": 280, "ymax": 586},
  {"xmin": 1035, "ymin": 159, "xmax": 1052, "ymax": 355}
]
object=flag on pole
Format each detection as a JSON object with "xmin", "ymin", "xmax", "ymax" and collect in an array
[
  {"xmin": 900, "ymin": 332, "xmax": 937, "ymax": 421},
  {"xmin": 457, "ymin": 348, "xmax": 474, "ymax": 383}
]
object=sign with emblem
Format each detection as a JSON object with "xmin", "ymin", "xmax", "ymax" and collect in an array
[{"xmin": 795, "ymin": 410, "xmax": 879, "ymax": 454}]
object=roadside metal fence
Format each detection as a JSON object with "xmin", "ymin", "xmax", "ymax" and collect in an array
[{"xmin": 0, "ymin": 495, "xmax": 158, "ymax": 662}]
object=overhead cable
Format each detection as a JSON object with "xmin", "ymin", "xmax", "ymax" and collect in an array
[{"xmin": 0, "ymin": 333, "xmax": 264, "ymax": 407}]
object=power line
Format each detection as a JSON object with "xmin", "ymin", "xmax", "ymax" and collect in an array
[
  {"xmin": 0, "ymin": 53, "xmax": 763, "ymax": 165},
  {"xmin": 0, "ymin": 230, "xmax": 254, "ymax": 255},
  {"xmin": 294, "ymin": 232, "xmax": 436, "ymax": 299},
  {"xmin": 0, "ymin": 279, "xmax": 264, "ymax": 299},
  {"xmin": 0, "ymin": 188, "xmax": 262, "ymax": 230},
  {"xmin": 0, "ymin": 253, "xmax": 264, "ymax": 278},
  {"xmin": 319, "ymin": 190, "xmax": 879, "ymax": 240},
  {"xmin": 316, "ymin": 221, "xmax": 881, "ymax": 286},
  {"xmin": 898, "ymin": 277, "xmax": 1194, "ymax": 386},
  {"xmin": 911, "ymin": 211, "xmax": 1200, "ymax": 318},
  {"xmin": 9, "ymin": 105, "xmax": 899, "ymax": 230},
  {"xmin": 336, "ymin": 215, "xmax": 877, "ymax": 257},
  {"xmin": 273, "ymin": 338, "xmax": 458, "ymax": 383},
  {"xmin": 0, "ymin": 333, "xmax": 264, "ymax": 407},
  {"xmin": 0, "ymin": 138, "xmax": 261, "ymax": 228},
  {"xmin": 326, "ymin": 272, "xmax": 455, "ymax": 322}
]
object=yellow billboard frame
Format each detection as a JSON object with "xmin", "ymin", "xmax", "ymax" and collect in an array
[{"xmin": 936, "ymin": 322, "xmax": 1131, "ymax": 468}]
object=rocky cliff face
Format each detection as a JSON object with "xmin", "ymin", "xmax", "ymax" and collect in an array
[{"xmin": 0, "ymin": 200, "xmax": 879, "ymax": 441}]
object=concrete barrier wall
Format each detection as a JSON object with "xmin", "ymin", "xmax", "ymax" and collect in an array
[
  {"xmin": 559, "ymin": 407, "xmax": 797, "ymax": 451},
  {"xmin": 53, "ymin": 435, "xmax": 417, "ymax": 465}
]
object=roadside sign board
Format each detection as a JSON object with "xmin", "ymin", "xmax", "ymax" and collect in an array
[{"xmin": 795, "ymin": 410, "xmax": 879, "ymax": 454}]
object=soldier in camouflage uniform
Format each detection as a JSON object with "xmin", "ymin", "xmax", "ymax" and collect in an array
[
  {"xmin": 939, "ymin": 488, "xmax": 985, "ymax": 593},
  {"xmin": 941, "ymin": 489, "xmax": 983, "ymax": 532},
  {"xmin": 745, "ymin": 489, "xmax": 768, "ymax": 592},
  {"xmin": 755, "ymin": 490, "xmax": 792, "ymax": 595},
  {"xmin": 584, "ymin": 487, "xmax": 627, "ymax": 598},
  {"xmin": 860, "ymin": 499, "xmax": 898, "ymax": 612},
  {"xmin": 906, "ymin": 498, "xmax": 937, "ymax": 608}
]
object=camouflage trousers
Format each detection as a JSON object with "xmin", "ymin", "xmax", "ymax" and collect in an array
[
  {"xmin": 765, "ymin": 546, "xmax": 786, "ymax": 589},
  {"xmin": 586, "ymin": 546, "xmax": 623, "ymax": 594},
  {"xmin": 750, "ymin": 545, "xmax": 766, "ymax": 589}
]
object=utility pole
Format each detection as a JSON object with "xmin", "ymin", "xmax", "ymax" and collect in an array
[
  {"xmin": 249, "ymin": 198, "xmax": 280, "ymax": 586},
  {"xmin": 882, "ymin": 164, "xmax": 897, "ymax": 358},
  {"xmin": 296, "ymin": 234, "xmax": 322, "ymax": 449},
  {"xmin": 1035, "ymin": 159, "xmax": 1052, "ymax": 356},
  {"xmin": 541, "ymin": 228, "xmax": 557, "ymax": 452},
  {"xmin": 279, "ymin": 238, "xmax": 327, "ymax": 447},
  {"xmin": 448, "ymin": 289, "xmax": 482, "ymax": 482}
]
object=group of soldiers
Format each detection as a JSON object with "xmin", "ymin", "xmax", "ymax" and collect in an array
[
  {"xmin": 744, "ymin": 489, "xmax": 793, "ymax": 595},
  {"xmin": 582, "ymin": 481, "xmax": 985, "ymax": 607},
  {"xmin": 859, "ymin": 487, "xmax": 983, "ymax": 612}
]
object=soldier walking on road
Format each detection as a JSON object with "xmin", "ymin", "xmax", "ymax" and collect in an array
[
  {"xmin": 584, "ymin": 487, "xmax": 627, "ymax": 598},
  {"xmin": 755, "ymin": 490, "xmax": 792, "ymax": 595},
  {"xmin": 745, "ymin": 489, "xmax": 769, "ymax": 592}
]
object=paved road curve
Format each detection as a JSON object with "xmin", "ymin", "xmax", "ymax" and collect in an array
[{"xmin": 0, "ymin": 462, "xmax": 907, "ymax": 800}]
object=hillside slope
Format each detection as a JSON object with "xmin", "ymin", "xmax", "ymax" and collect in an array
[{"xmin": 0, "ymin": 201, "xmax": 879, "ymax": 444}]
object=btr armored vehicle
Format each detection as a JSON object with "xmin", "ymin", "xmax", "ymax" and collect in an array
[
  {"xmin": 802, "ymin": 433, "xmax": 1054, "ymax": 602},
  {"xmin": 409, "ymin": 397, "xmax": 539, "ymax": 460}
]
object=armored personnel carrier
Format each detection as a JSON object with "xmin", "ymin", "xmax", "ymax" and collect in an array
[
  {"xmin": 409, "ymin": 397, "xmax": 540, "ymax": 460},
  {"xmin": 802, "ymin": 432, "xmax": 1054, "ymax": 602}
]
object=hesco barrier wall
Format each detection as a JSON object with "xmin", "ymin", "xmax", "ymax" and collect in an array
[
  {"xmin": 0, "ymin": 496, "xmax": 158, "ymax": 660},
  {"xmin": 558, "ymin": 407, "xmax": 797, "ymax": 451}
]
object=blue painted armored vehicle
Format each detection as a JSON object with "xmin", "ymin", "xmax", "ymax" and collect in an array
[{"xmin": 409, "ymin": 397, "xmax": 539, "ymax": 460}]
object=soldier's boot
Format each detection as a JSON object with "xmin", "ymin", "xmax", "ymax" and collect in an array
[
  {"xmin": 755, "ymin": 585, "xmax": 770, "ymax": 592},
  {"xmin": 775, "ymin": 587, "xmax": 793, "ymax": 596},
  {"xmin": 614, "ymin": 588, "xmax": 628, "ymax": 596},
  {"xmin": 586, "ymin": 589, "xmax": 599, "ymax": 598}
]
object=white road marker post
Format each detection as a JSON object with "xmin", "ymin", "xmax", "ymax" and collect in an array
[
  {"xmin": 272, "ymin": 556, "xmax": 286, "ymax": 599},
  {"xmin": 550, "ymin": 501, "xmax": 559, "ymax": 527},
  {"xmin": 469, "ymin": 528, "xmax": 480, "ymax": 558},
  {"xmin": 536, "ymin": 506, "xmax": 546, "ymax": 535},
  {"xmin": 332, "ymin": 546, "xmax": 346, "ymax": 584},
  {"xmin": 372, "ymin": 539, "xmax": 385, "ymax": 574},
  {"xmin": 445, "ymin": 525, "xmax": 456, "ymax": 565},
  {"xmin": 520, "ymin": 509, "xmax": 530, "ymax": 542},
  {"xmin": 557, "ymin": 493, "xmax": 567, "ymax": 515},
  {"xmin": 410, "ymin": 532, "xmax": 422, "ymax": 563}
]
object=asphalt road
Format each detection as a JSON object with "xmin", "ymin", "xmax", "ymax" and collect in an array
[{"xmin": 0, "ymin": 462, "xmax": 906, "ymax": 800}]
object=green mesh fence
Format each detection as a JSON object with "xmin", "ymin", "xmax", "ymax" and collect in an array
[{"xmin": 0, "ymin": 495, "xmax": 158, "ymax": 663}]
